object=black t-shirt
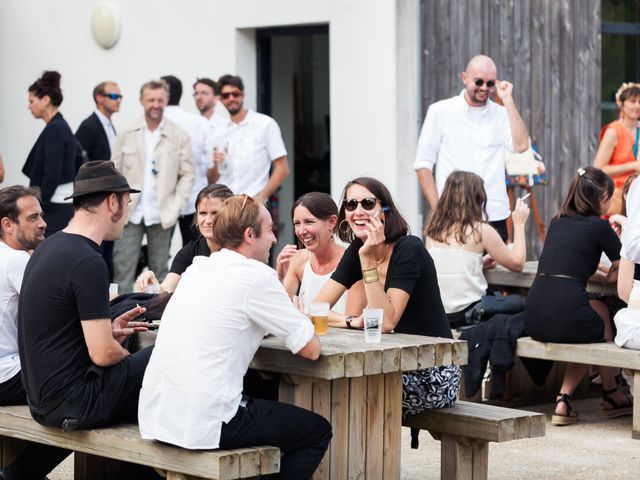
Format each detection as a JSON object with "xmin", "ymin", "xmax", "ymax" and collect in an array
[
  {"xmin": 18, "ymin": 232, "xmax": 111, "ymax": 408},
  {"xmin": 537, "ymin": 215, "xmax": 621, "ymax": 281},
  {"xmin": 169, "ymin": 236, "xmax": 211, "ymax": 275},
  {"xmin": 331, "ymin": 235, "xmax": 452, "ymax": 339}
]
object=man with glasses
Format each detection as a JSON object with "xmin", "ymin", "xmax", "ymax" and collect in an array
[
  {"xmin": 210, "ymin": 74, "xmax": 289, "ymax": 205},
  {"xmin": 414, "ymin": 55, "xmax": 529, "ymax": 240},
  {"xmin": 76, "ymin": 81, "xmax": 123, "ymax": 279},
  {"xmin": 111, "ymin": 80, "xmax": 194, "ymax": 293}
]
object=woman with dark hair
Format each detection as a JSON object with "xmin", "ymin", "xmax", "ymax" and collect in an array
[
  {"xmin": 424, "ymin": 171, "xmax": 529, "ymax": 328},
  {"xmin": 23, "ymin": 70, "xmax": 77, "ymax": 236},
  {"xmin": 136, "ymin": 183, "xmax": 233, "ymax": 293},
  {"xmin": 594, "ymin": 82, "xmax": 640, "ymax": 215},
  {"xmin": 276, "ymin": 192, "xmax": 352, "ymax": 313},
  {"xmin": 315, "ymin": 177, "xmax": 460, "ymax": 417},
  {"xmin": 525, "ymin": 166, "xmax": 632, "ymax": 425}
]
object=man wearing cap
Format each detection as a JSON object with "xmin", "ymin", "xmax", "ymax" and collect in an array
[
  {"xmin": 111, "ymin": 79, "xmax": 194, "ymax": 293},
  {"xmin": 14, "ymin": 162, "xmax": 151, "ymax": 475},
  {"xmin": 414, "ymin": 55, "xmax": 529, "ymax": 240}
]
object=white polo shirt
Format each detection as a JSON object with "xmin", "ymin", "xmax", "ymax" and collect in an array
[
  {"xmin": 213, "ymin": 109, "xmax": 287, "ymax": 197},
  {"xmin": 138, "ymin": 249, "xmax": 315, "ymax": 449},
  {"xmin": 0, "ymin": 242, "xmax": 29, "ymax": 383},
  {"xmin": 414, "ymin": 90, "xmax": 514, "ymax": 221}
]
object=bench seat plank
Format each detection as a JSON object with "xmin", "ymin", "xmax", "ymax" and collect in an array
[
  {"xmin": 0, "ymin": 406, "xmax": 279, "ymax": 480},
  {"xmin": 402, "ymin": 401, "xmax": 546, "ymax": 443}
]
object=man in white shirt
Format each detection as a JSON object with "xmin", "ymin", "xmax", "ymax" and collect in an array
[
  {"xmin": 139, "ymin": 195, "xmax": 332, "ymax": 479},
  {"xmin": 0, "ymin": 186, "xmax": 46, "ymax": 405},
  {"xmin": 111, "ymin": 80, "xmax": 194, "ymax": 293},
  {"xmin": 193, "ymin": 77, "xmax": 227, "ymax": 185},
  {"xmin": 210, "ymin": 75, "xmax": 289, "ymax": 204},
  {"xmin": 0, "ymin": 185, "xmax": 71, "ymax": 480},
  {"xmin": 161, "ymin": 75, "xmax": 210, "ymax": 246},
  {"xmin": 414, "ymin": 55, "xmax": 529, "ymax": 240}
]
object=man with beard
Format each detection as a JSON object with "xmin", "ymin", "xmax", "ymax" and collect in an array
[
  {"xmin": 111, "ymin": 79, "xmax": 194, "ymax": 293},
  {"xmin": 414, "ymin": 55, "xmax": 529, "ymax": 240},
  {"xmin": 210, "ymin": 74, "xmax": 288, "ymax": 205},
  {"xmin": 0, "ymin": 186, "xmax": 46, "ymax": 406}
]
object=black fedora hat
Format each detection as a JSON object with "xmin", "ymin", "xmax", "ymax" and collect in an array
[{"xmin": 64, "ymin": 161, "xmax": 140, "ymax": 200}]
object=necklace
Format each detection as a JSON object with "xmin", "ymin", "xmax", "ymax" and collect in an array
[{"xmin": 374, "ymin": 244, "xmax": 389, "ymax": 266}]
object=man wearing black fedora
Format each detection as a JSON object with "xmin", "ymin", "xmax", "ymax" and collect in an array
[{"xmin": 4, "ymin": 161, "xmax": 152, "ymax": 479}]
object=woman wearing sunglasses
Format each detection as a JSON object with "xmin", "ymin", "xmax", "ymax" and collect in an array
[
  {"xmin": 424, "ymin": 171, "xmax": 529, "ymax": 328},
  {"xmin": 23, "ymin": 71, "xmax": 78, "ymax": 236},
  {"xmin": 276, "ymin": 192, "xmax": 354, "ymax": 313},
  {"xmin": 314, "ymin": 177, "xmax": 460, "ymax": 417}
]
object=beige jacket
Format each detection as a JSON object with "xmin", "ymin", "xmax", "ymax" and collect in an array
[{"xmin": 111, "ymin": 118, "xmax": 194, "ymax": 229}]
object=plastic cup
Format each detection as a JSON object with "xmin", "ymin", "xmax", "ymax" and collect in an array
[
  {"xmin": 309, "ymin": 302, "xmax": 329, "ymax": 335},
  {"xmin": 144, "ymin": 284, "xmax": 161, "ymax": 294},
  {"xmin": 109, "ymin": 283, "xmax": 119, "ymax": 298},
  {"xmin": 363, "ymin": 308, "xmax": 383, "ymax": 343}
]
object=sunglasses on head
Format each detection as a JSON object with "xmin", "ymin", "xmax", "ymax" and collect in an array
[
  {"xmin": 103, "ymin": 93, "xmax": 123, "ymax": 100},
  {"xmin": 344, "ymin": 197, "xmax": 382, "ymax": 212},
  {"xmin": 221, "ymin": 91, "xmax": 242, "ymax": 100},
  {"xmin": 474, "ymin": 79, "xmax": 496, "ymax": 88}
]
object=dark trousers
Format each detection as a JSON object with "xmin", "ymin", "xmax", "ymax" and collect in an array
[
  {"xmin": 489, "ymin": 219, "xmax": 509, "ymax": 243},
  {"xmin": 178, "ymin": 213, "xmax": 196, "ymax": 246},
  {"xmin": 0, "ymin": 372, "xmax": 26, "ymax": 406},
  {"xmin": 43, "ymin": 203, "xmax": 73, "ymax": 238},
  {"xmin": 33, "ymin": 346, "xmax": 154, "ymax": 430},
  {"xmin": 0, "ymin": 372, "xmax": 70, "ymax": 480},
  {"xmin": 220, "ymin": 397, "xmax": 332, "ymax": 480}
]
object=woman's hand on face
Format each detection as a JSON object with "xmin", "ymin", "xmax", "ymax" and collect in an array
[
  {"xmin": 511, "ymin": 198, "xmax": 530, "ymax": 226},
  {"xmin": 359, "ymin": 213, "xmax": 386, "ymax": 259},
  {"xmin": 276, "ymin": 244, "xmax": 298, "ymax": 280}
]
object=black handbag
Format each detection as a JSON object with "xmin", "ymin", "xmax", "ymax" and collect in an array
[{"xmin": 464, "ymin": 292, "xmax": 525, "ymax": 325}]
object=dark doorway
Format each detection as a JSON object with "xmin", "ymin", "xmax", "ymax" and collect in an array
[{"xmin": 256, "ymin": 25, "xmax": 330, "ymax": 249}]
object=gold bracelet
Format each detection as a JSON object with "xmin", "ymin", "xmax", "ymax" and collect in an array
[{"xmin": 362, "ymin": 267, "xmax": 379, "ymax": 284}]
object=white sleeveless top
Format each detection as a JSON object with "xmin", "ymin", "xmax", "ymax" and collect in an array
[
  {"xmin": 300, "ymin": 259, "xmax": 347, "ymax": 314},
  {"xmin": 427, "ymin": 242, "xmax": 487, "ymax": 314}
]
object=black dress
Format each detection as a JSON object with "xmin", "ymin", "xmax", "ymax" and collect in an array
[
  {"xmin": 524, "ymin": 215, "xmax": 621, "ymax": 343},
  {"xmin": 332, "ymin": 235, "xmax": 460, "ymax": 417}
]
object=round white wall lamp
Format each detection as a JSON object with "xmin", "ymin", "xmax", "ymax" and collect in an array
[{"xmin": 91, "ymin": 2, "xmax": 121, "ymax": 49}]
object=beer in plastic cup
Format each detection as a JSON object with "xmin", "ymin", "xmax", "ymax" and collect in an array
[
  {"xmin": 309, "ymin": 302, "xmax": 329, "ymax": 335},
  {"xmin": 363, "ymin": 308, "xmax": 383, "ymax": 343}
]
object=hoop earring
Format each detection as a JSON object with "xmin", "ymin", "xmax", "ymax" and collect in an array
[{"xmin": 339, "ymin": 219, "xmax": 351, "ymax": 235}]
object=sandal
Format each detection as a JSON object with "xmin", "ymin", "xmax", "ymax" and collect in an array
[
  {"xmin": 551, "ymin": 393, "xmax": 579, "ymax": 426},
  {"xmin": 602, "ymin": 387, "xmax": 633, "ymax": 418}
]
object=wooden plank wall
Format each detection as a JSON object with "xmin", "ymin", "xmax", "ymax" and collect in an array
[{"xmin": 419, "ymin": 0, "xmax": 601, "ymax": 257}]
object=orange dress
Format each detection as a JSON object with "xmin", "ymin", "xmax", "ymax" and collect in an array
[{"xmin": 600, "ymin": 120, "xmax": 637, "ymax": 188}]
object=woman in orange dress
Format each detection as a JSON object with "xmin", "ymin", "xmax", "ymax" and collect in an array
[{"xmin": 594, "ymin": 82, "xmax": 640, "ymax": 215}]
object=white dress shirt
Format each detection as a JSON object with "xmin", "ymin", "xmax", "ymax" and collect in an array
[
  {"xmin": 414, "ymin": 90, "xmax": 514, "ymax": 221},
  {"xmin": 0, "ymin": 242, "xmax": 29, "ymax": 383},
  {"xmin": 130, "ymin": 121, "xmax": 163, "ymax": 226},
  {"xmin": 138, "ymin": 249, "xmax": 315, "ymax": 449},
  {"xmin": 94, "ymin": 109, "xmax": 117, "ymax": 152},
  {"xmin": 164, "ymin": 106, "xmax": 209, "ymax": 215},
  {"xmin": 213, "ymin": 109, "xmax": 287, "ymax": 197}
]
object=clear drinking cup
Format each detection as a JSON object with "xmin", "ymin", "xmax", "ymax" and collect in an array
[
  {"xmin": 363, "ymin": 308, "xmax": 383, "ymax": 343},
  {"xmin": 309, "ymin": 302, "xmax": 329, "ymax": 335}
]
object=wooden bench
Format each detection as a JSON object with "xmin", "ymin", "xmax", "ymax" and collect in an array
[
  {"xmin": 0, "ymin": 405, "xmax": 279, "ymax": 480},
  {"xmin": 403, "ymin": 400, "xmax": 545, "ymax": 480},
  {"xmin": 517, "ymin": 336, "xmax": 640, "ymax": 439}
]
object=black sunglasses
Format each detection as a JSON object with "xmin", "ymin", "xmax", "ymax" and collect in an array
[
  {"xmin": 221, "ymin": 91, "xmax": 242, "ymax": 100},
  {"xmin": 344, "ymin": 197, "xmax": 380, "ymax": 212},
  {"xmin": 102, "ymin": 93, "xmax": 123, "ymax": 100},
  {"xmin": 474, "ymin": 79, "xmax": 496, "ymax": 88}
]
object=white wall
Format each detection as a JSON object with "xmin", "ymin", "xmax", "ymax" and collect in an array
[{"xmin": 0, "ymin": 0, "xmax": 421, "ymax": 231}]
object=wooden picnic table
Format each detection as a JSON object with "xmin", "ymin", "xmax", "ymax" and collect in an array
[
  {"xmin": 484, "ymin": 260, "xmax": 616, "ymax": 295},
  {"xmin": 137, "ymin": 328, "xmax": 467, "ymax": 480}
]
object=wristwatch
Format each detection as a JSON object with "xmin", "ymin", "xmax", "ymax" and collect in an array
[{"xmin": 345, "ymin": 315, "xmax": 355, "ymax": 329}]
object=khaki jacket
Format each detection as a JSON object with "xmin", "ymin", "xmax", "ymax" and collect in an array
[{"xmin": 111, "ymin": 118, "xmax": 194, "ymax": 229}]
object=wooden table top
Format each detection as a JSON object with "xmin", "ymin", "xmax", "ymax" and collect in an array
[
  {"xmin": 250, "ymin": 328, "xmax": 467, "ymax": 380},
  {"xmin": 484, "ymin": 260, "xmax": 616, "ymax": 295}
]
